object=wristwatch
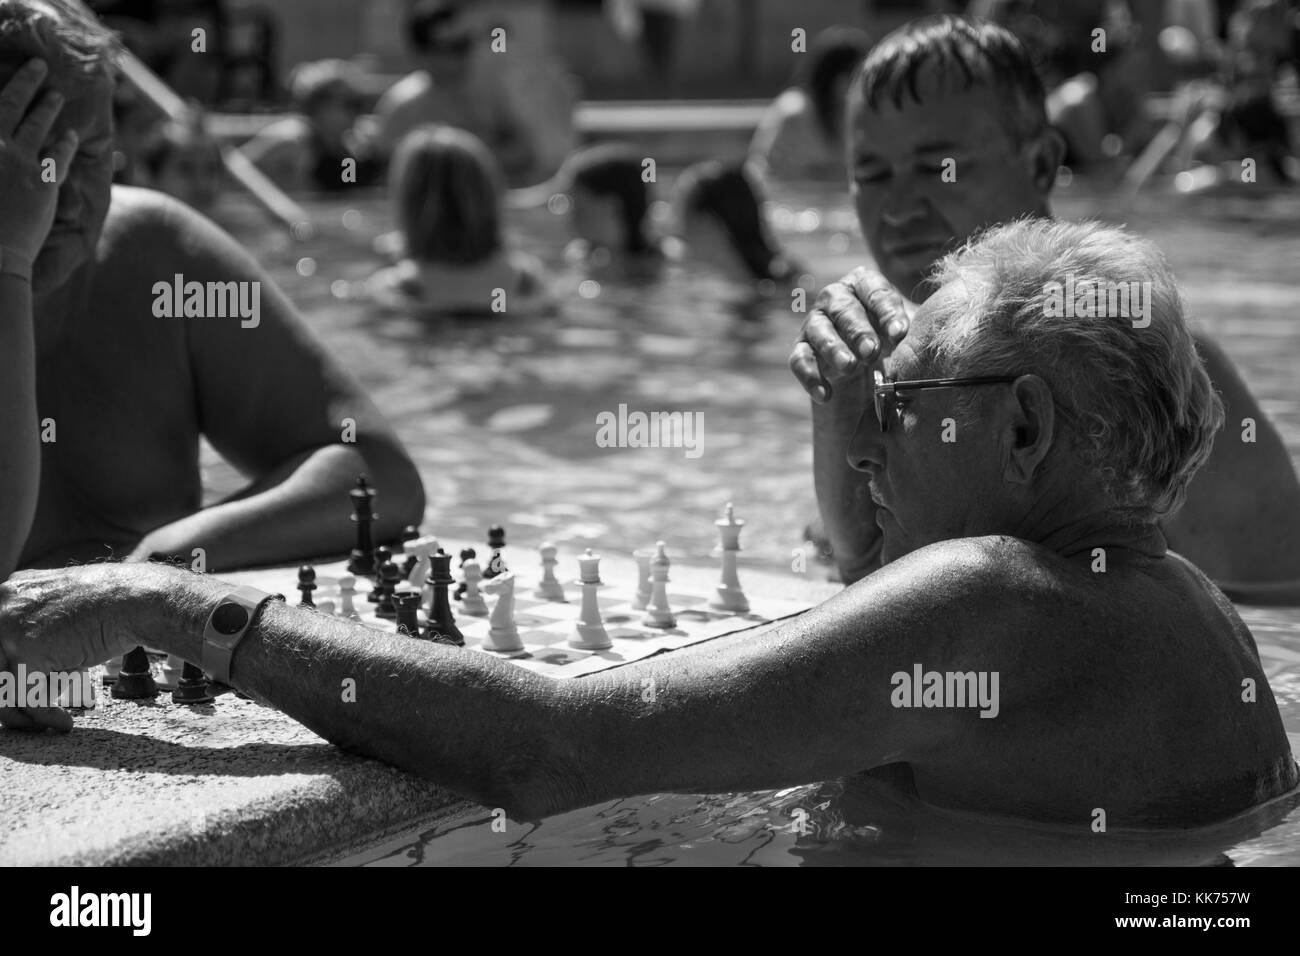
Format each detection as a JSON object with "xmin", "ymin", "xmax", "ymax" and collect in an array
[
  {"xmin": 200, "ymin": 585, "xmax": 284, "ymax": 686},
  {"xmin": 0, "ymin": 246, "xmax": 33, "ymax": 282}
]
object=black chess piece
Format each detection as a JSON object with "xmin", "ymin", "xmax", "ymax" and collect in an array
[
  {"xmin": 347, "ymin": 475, "xmax": 378, "ymax": 576},
  {"xmin": 394, "ymin": 589, "xmax": 422, "ymax": 636},
  {"xmin": 454, "ymin": 547, "xmax": 476, "ymax": 600},
  {"xmin": 297, "ymin": 565, "xmax": 317, "ymax": 608},
  {"xmin": 112, "ymin": 646, "xmax": 160, "ymax": 700},
  {"xmin": 483, "ymin": 525, "xmax": 506, "ymax": 579},
  {"xmin": 400, "ymin": 525, "xmax": 421, "ymax": 548},
  {"xmin": 367, "ymin": 545, "xmax": 392, "ymax": 603},
  {"xmin": 172, "ymin": 663, "xmax": 215, "ymax": 705},
  {"xmin": 375, "ymin": 560, "xmax": 401, "ymax": 619},
  {"xmin": 423, "ymin": 549, "xmax": 464, "ymax": 645}
]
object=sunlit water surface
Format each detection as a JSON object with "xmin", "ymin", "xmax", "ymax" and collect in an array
[{"xmin": 206, "ymin": 176, "xmax": 1300, "ymax": 865}]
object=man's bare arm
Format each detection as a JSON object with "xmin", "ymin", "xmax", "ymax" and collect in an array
[
  {"xmin": 0, "ymin": 274, "xmax": 40, "ymax": 580},
  {"xmin": 117, "ymin": 191, "xmax": 424, "ymax": 570},
  {"xmin": 1164, "ymin": 333, "xmax": 1300, "ymax": 601}
]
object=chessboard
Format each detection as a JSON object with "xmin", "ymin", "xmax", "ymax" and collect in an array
[{"xmin": 225, "ymin": 550, "xmax": 813, "ymax": 681}]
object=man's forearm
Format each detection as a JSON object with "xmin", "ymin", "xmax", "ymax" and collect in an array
[
  {"xmin": 812, "ymin": 377, "xmax": 883, "ymax": 584},
  {"xmin": 132, "ymin": 442, "xmax": 424, "ymax": 570},
  {"xmin": 0, "ymin": 274, "xmax": 40, "ymax": 579},
  {"xmin": 153, "ymin": 567, "xmax": 579, "ymax": 816}
]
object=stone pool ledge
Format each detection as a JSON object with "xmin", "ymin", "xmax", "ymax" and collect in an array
[{"xmin": 1, "ymin": 557, "xmax": 839, "ymax": 866}]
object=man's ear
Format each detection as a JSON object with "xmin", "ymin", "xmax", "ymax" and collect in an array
[
  {"xmin": 1025, "ymin": 126, "xmax": 1067, "ymax": 196},
  {"xmin": 1003, "ymin": 375, "xmax": 1055, "ymax": 485}
]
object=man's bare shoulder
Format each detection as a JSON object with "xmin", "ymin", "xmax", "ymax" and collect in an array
[
  {"xmin": 376, "ymin": 70, "xmax": 432, "ymax": 116},
  {"xmin": 98, "ymin": 186, "xmax": 244, "ymax": 269}
]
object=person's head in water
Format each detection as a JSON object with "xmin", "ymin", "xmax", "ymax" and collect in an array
[
  {"xmin": 850, "ymin": 218, "xmax": 1221, "ymax": 566},
  {"xmin": 801, "ymin": 26, "xmax": 874, "ymax": 147},
  {"xmin": 141, "ymin": 113, "xmax": 223, "ymax": 213},
  {"xmin": 289, "ymin": 59, "xmax": 365, "ymax": 147},
  {"xmin": 563, "ymin": 143, "xmax": 655, "ymax": 257},
  {"xmin": 848, "ymin": 15, "xmax": 1063, "ymax": 300},
  {"xmin": 671, "ymin": 160, "xmax": 795, "ymax": 286},
  {"xmin": 0, "ymin": 0, "xmax": 119, "ymax": 294},
  {"xmin": 406, "ymin": 0, "xmax": 475, "ymax": 86},
  {"xmin": 390, "ymin": 124, "xmax": 503, "ymax": 267}
]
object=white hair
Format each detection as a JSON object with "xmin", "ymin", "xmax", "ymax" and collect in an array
[{"xmin": 922, "ymin": 218, "xmax": 1223, "ymax": 519}]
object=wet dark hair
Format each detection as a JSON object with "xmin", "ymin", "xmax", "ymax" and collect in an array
[
  {"xmin": 391, "ymin": 125, "xmax": 503, "ymax": 265},
  {"xmin": 854, "ymin": 15, "xmax": 1048, "ymax": 147},
  {"xmin": 802, "ymin": 26, "xmax": 874, "ymax": 143},
  {"xmin": 406, "ymin": 0, "xmax": 468, "ymax": 53},
  {"xmin": 675, "ymin": 160, "xmax": 790, "ymax": 282},
  {"xmin": 566, "ymin": 144, "xmax": 651, "ymax": 254}
]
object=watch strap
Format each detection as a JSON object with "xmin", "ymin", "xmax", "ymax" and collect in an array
[{"xmin": 200, "ymin": 585, "xmax": 282, "ymax": 686}]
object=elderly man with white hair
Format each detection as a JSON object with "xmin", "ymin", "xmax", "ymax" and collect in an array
[{"xmin": 5, "ymin": 218, "xmax": 1295, "ymax": 829}]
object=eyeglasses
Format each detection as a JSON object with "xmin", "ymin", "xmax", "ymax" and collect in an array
[{"xmin": 871, "ymin": 369, "xmax": 1019, "ymax": 433}]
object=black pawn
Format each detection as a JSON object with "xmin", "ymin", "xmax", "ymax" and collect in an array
[
  {"xmin": 402, "ymin": 553, "xmax": 419, "ymax": 579},
  {"xmin": 454, "ymin": 547, "xmax": 476, "ymax": 600},
  {"xmin": 172, "ymin": 662, "xmax": 215, "ymax": 705},
  {"xmin": 394, "ymin": 589, "xmax": 422, "ymax": 637},
  {"xmin": 400, "ymin": 524, "xmax": 421, "ymax": 548},
  {"xmin": 483, "ymin": 525, "xmax": 507, "ymax": 579},
  {"xmin": 112, "ymin": 646, "xmax": 159, "ymax": 700},
  {"xmin": 423, "ymin": 549, "xmax": 464, "ymax": 645},
  {"xmin": 367, "ymin": 545, "xmax": 392, "ymax": 602},
  {"xmin": 347, "ymin": 475, "xmax": 378, "ymax": 576},
  {"xmin": 297, "ymin": 565, "xmax": 317, "ymax": 608},
  {"xmin": 375, "ymin": 560, "xmax": 402, "ymax": 619}
]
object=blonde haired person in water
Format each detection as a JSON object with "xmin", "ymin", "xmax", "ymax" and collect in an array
[{"xmin": 368, "ymin": 125, "xmax": 550, "ymax": 317}]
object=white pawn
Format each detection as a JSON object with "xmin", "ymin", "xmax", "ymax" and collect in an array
[
  {"xmin": 337, "ymin": 575, "xmax": 362, "ymax": 621},
  {"xmin": 483, "ymin": 572, "xmax": 523, "ymax": 652},
  {"xmin": 642, "ymin": 541, "xmax": 676, "ymax": 629},
  {"xmin": 461, "ymin": 558, "xmax": 489, "ymax": 616},
  {"xmin": 632, "ymin": 548, "xmax": 654, "ymax": 610},
  {"xmin": 406, "ymin": 535, "xmax": 440, "ymax": 591},
  {"xmin": 534, "ymin": 542, "xmax": 566, "ymax": 601},
  {"xmin": 710, "ymin": 502, "xmax": 750, "ymax": 613},
  {"xmin": 571, "ymin": 549, "xmax": 611, "ymax": 649}
]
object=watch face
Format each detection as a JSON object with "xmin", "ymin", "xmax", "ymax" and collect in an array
[{"xmin": 212, "ymin": 601, "xmax": 251, "ymax": 636}]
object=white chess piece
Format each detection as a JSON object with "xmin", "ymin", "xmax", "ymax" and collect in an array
[
  {"xmin": 406, "ymin": 535, "xmax": 441, "ymax": 591},
  {"xmin": 642, "ymin": 541, "xmax": 676, "ymax": 629},
  {"xmin": 461, "ymin": 558, "xmax": 489, "ymax": 616},
  {"xmin": 571, "ymin": 549, "xmax": 612, "ymax": 649},
  {"xmin": 534, "ymin": 542, "xmax": 566, "ymax": 601},
  {"xmin": 632, "ymin": 548, "xmax": 654, "ymax": 610},
  {"xmin": 482, "ymin": 572, "xmax": 523, "ymax": 652},
  {"xmin": 316, "ymin": 599, "xmax": 336, "ymax": 617},
  {"xmin": 337, "ymin": 575, "xmax": 362, "ymax": 621},
  {"xmin": 710, "ymin": 502, "xmax": 750, "ymax": 612}
]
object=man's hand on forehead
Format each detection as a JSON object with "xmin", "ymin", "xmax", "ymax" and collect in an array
[{"xmin": 789, "ymin": 267, "xmax": 911, "ymax": 402}]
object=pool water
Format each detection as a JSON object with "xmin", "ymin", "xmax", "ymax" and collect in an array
[{"xmin": 206, "ymin": 175, "xmax": 1300, "ymax": 865}]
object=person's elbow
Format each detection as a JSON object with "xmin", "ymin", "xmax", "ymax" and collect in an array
[{"xmin": 355, "ymin": 435, "xmax": 426, "ymax": 531}]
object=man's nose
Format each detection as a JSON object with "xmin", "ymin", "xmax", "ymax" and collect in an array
[
  {"xmin": 846, "ymin": 407, "xmax": 885, "ymax": 474},
  {"xmin": 880, "ymin": 176, "xmax": 929, "ymax": 228}
]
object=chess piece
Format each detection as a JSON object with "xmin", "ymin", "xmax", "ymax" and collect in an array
[
  {"xmin": 460, "ymin": 559, "xmax": 489, "ymax": 616},
  {"xmin": 158, "ymin": 654, "xmax": 186, "ymax": 690},
  {"xmin": 642, "ymin": 541, "xmax": 676, "ymax": 629},
  {"xmin": 347, "ymin": 475, "xmax": 378, "ymax": 575},
  {"xmin": 454, "ymin": 547, "xmax": 476, "ymax": 599},
  {"xmin": 423, "ymin": 550, "xmax": 464, "ymax": 645},
  {"xmin": 112, "ymin": 646, "xmax": 159, "ymax": 699},
  {"xmin": 399, "ymin": 524, "xmax": 421, "ymax": 552},
  {"xmin": 710, "ymin": 502, "xmax": 750, "ymax": 613},
  {"xmin": 172, "ymin": 662, "xmax": 214, "ymax": 705},
  {"xmin": 316, "ymin": 599, "xmax": 336, "ymax": 617},
  {"xmin": 571, "ymin": 549, "xmax": 612, "ymax": 649},
  {"xmin": 297, "ymin": 565, "xmax": 317, "ymax": 608},
  {"xmin": 534, "ymin": 542, "xmax": 566, "ymax": 601},
  {"xmin": 632, "ymin": 548, "xmax": 654, "ymax": 611},
  {"xmin": 394, "ymin": 588, "xmax": 422, "ymax": 637},
  {"xmin": 338, "ymin": 575, "xmax": 361, "ymax": 621},
  {"xmin": 368, "ymin": 546, "xmax": 393, "ymax": 602},
  {"xmin": 405, "ymin": 535, "xmax": 440, "ymax": 592},
  {"xmin": 483, "ymin": 572, "xmax": 523, "ymax": 652},
  {"xmin": 375, "ymin": 558, "xmax": 401, "ymax": 619},
  {"xmin": 483, "ymin": 525, "xmax": 507, "ymax": 579}
]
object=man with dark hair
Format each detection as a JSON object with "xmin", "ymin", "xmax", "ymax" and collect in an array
[{"xmin": 790, "ymin": 15, "xmax": 1300, "ymax": 602}]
